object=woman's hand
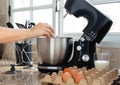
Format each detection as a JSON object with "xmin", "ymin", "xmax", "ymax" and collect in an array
[{"xmin": 30, "ymin": 22, "xmax": 55, "ymax": 38}]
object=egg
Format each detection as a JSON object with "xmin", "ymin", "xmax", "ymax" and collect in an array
[
  {"xmin": 62, "ymin": 72, "xmax": 72, "ymax": 82},
  {"xmin": 63, "ymin": 68, "xmax": 72, "ymax": 73},
  {"xmin": 73, "ymin": 71, "xmax": 85, "ymax": 83},
  {"xmin": 70, "ymin": 69, "xmax": 77, "ymax": 77}
]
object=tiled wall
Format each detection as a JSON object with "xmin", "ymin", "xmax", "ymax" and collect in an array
[
  {"xmin": 0, "ymin": 0, "xmax": 7, "ymax": 26},
  {"xmin": 0, "ymin": 0, "xmax": 8, "ymax": 59}
]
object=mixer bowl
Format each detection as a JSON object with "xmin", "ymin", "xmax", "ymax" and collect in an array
[{"xmin": 37, "ymin": 37, "xmax": 73, "ymax": 65}]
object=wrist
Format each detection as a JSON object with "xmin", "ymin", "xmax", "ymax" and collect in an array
[{"xmin": 27, "ymin": 29, "xmax": 34, "ymax": 38}]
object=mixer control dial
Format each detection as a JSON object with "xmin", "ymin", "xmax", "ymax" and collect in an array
[
  {"xmin": 80, "ymin": 37, "xmax": 85, "ymax": 41},
  {"xmin": 76, "ymin": 45, "xmax": 82, "ymax": 51},
  {"xmin": 82, "ymin": 54, "xmax": 89, "ymax": 62}
]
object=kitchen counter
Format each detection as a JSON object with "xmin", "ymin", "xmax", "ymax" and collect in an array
[
  {"xmin": 0, "ymin": 60, "xmax": 44, "ymax": 85},
  {"xmin": 0, "ymin": 60, "xmax": 119, "ymax": 85}
]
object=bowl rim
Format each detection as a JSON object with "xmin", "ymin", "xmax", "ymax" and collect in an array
[{"xmin": 37, "ymin": 36, "xmax": 73, "ymax": 39}]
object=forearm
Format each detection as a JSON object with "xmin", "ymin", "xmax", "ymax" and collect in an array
[
  {"xmin": 0, "ymin": 23, "xmax": 54, "ymax": 43},
  {"xmin": 0, "ymin": 27, "xmax": 32, "ymax": 43}
]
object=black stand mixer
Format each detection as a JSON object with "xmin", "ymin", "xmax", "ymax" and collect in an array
[{"xmin": 38, "ymin": 0, "xmax": 113, "ymax": 73}]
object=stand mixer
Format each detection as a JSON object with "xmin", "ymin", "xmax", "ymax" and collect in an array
[{"xmin": 37, "ymin": 0, "xmax": 113, "ymax": 73}]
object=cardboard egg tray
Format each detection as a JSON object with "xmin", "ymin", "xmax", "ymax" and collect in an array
[{"xmin": 40, "ymin": 66, "xmax": 118, "ymax": 85}]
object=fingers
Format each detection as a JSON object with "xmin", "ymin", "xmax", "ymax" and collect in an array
[
  {"xmin": 45, "ymin": 27, "xmax": 55, "ymax": 37},
  {"xmin": 31, "ymin": 22, "xmax": 55, "ymax": 38},
  {"xmin": 41, "ymin": 23, "xmax": 55, "ymax": 37},
  {"xmin": 44, "ymin": 23, "xmax": 55, "ymax": 33},
  {"xmin": 43, "ymin": 31, "xmax": 51, "ymax": 38}
]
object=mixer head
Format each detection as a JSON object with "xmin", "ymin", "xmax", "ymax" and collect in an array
[{"xmin": 64, "ymin": 0, "xmax": 113, "ymax": 43}]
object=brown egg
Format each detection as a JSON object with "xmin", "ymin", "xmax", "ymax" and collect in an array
[
  {"xmin": 62, "ymin": 72, "xmax": 72, "ymax": 82},
  {"xmin": 63, "ymin": 68, "xmax": 72, "ymax": 73},
  {"xmin": 70, "ymin": 69, "xmax": 77, "ymax": 77},
  {"xmin": 73, "ymin": 71, "xmax": 85, "ymax": 83}
]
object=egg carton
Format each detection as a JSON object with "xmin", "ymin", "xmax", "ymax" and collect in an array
[{"xmin": 40, "ymin": 66, "xmax": 118, "ymax": 85}]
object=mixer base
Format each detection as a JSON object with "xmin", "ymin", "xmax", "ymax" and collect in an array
[{"xmin": 38, "ymin": 63, "xmax": 62, "ymax": 73}]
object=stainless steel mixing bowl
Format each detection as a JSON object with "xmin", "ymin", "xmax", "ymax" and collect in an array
[{"xmin": 37, "ymin": 37, "xmax": 73, "ymax": 65}]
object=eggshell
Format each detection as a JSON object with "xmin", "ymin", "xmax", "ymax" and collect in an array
[{"xmin": 62, "ymin": 72, "xmax": 72, "ymax": 82}]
